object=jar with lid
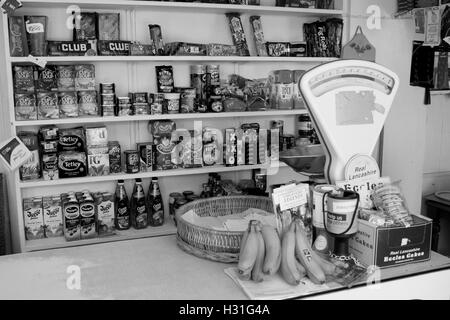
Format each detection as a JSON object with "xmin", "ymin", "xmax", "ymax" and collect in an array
[{"xmin": 270, "ymin": 70, "xmax": 293, "ymax": 110}]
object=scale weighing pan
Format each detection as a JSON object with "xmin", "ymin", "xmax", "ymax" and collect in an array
[
  {"xmin": 279, "ymin": 144, "xmax": 325, "ymax": 176},
  {"xmin": 299, "ymin": 60, "xmax": 400, "ymax": 184}
]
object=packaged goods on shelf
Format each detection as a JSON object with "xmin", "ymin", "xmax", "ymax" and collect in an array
[
  {"xmin": 97, "ymin": 40, "xmax": 131, "ymax": 56},
  {"xmin": 74, "ymin": 12, "xmax": 97, "ymax": 41},
  {"xmin": 18, "ymin": 132, "xmax": 41, "ymax": 181},
  {"xmin": 86, "ymin": 127, "xmax": 108, "ymax": 147},
  {"xmin": 35, "ymin": 66, "xmax": 57, "ymax": 92},
  {"xmin": 80, "ymin": 194, "xmax": 97, "ymax": 239},
  {"xmin": 290, "ymin": 42, "xmax": 307, "ymax": 57},
  {"xmin": 129, "ymin": 42, "xmax": 154, "ymax": 56},
  {"xmin": 15, "ymin": 93, "xmax": 37, "ymax": 121},
  {"xmin": 269, "ymin": 70, "xmax": 294, "ymax": 109},
  {"xmin": 58, "ymin": 152, "xmax": 87, "ymax": 178},
  {"xmin": 97, "ymin": 13, "xmax": 120, "ymax": 41},
  {"xmin": 42, "ymin": 196, "xmax": 63, "ymax": 237},
  {"xmin": 137, "ymin": 142, "xmax": 155, "ymax": 172},
  {"xmin": 249, "ymin": 16, "xmax": 268, "ymax": 57},
  {"xmin": 266, "ymin": 42, "xmax": 291, "ymax": 57},
  {"xmin": 87, "ymin": 147, "xmax": 110, "ymax": 176},
  {"xmin": 78, "ymin": 91, "xmax": 99, "ymax": 117},
  {"xmin": 125, "ymin": 150, "xmax": 140, "ymax": 174},
  {"xmin": 226, "ymin": 13, "xmax": 250, "ymax": 56},
  {"xmin": 58, "ymin": 91, "xmax": 79, "ymax": 118},
  {"xmin": 42, "ymin": 153, "xmax": 59, "ymax": 180},
  {"xmin": 47, "ymin": 40, "xmax": 98, "ymax": 56},
  {"xmin": 94, "ymin": 192, "xmax": 116, "ymax": 236},
  {"xmin": 75, "ymin": 64, "xmax": 96, "ymax": 91},
  {"xmin": 13, "ymin": 65, "xmax": 34, "ymax": 93},
  {"xmin": 23, "ymin": 197, "xmax": 45, "ymax": 240},
  {"xmin": 206, "ymin": 43, "xmax": 238, "ymax": 56},
  {"xmin": 165, "ymin": 42, "xmax": 207, "ymax": 56},
  {"xmin": 56, "ymin": 65, "xmax": 76, "ymax": 91},
  {"xmin": 149, "ymin": 24, "xmax": 165, "ymax": 56},
  {"xmin": 37, "ymin": 92, "xmax": 59, "ymax": 120},
  {"xmin": 108, "ymin": 141, "xmax": 122, "ymax": 174},
  {"xmin": 303, "ymin": 18, "xmax": 343, "ymax": 57},
  {"xmin": 62, "ymin": 194, "xmax": 81, "ymax": 241},
  {"xmin": 8, "ymin": 16, "xmax": 28, "ymax": 57},
  {"xmin": 25, "ymin": 16, "xmax": 48, "ymax": 56},
  {"xmin": 58, "ymin": 127, "xmax": 86, "ymax": 152},
  {"xmin": 156, "ymin": 65, "xmax": 175, "ymax": 93},
  {"xmin": 203, "ymin": 127, "xmax": 223, "ymax": 166}
]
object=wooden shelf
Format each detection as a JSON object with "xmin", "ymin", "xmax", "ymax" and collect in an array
[
  {"xmin": 9, "ymin": 56, "xmax": 338, "ymax": 64},
  {"xmin": 18, "ymin": 0, "xmax": 344, "ymax": 17},
  {"xmin": 13, "ymin": 109, "xmax": 308, "ymax": 127},
  {"xmin": 18, "ymin": 163, "xmax": 289, "ymax": 189},
  {"xmin": 25, "ymin": 222, "xmax": 177, "ymax": 252},
  {"xmin": 430, "ymin": 89, "xmax": 450, "ymax": 95}
]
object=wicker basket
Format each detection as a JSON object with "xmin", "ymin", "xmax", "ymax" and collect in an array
[{"xmin": 175, "ymin": 195, "xmax": 274, "ymax": 263}]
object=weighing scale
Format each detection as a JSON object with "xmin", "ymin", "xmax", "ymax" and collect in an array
[{"xmin": 299, "ymin": 59, "xmax": 400, "ymax": 184}]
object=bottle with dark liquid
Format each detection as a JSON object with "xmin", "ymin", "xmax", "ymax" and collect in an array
[
  {"xmin": 115, "ymin": 180, "xmax": 130, "ymax": 230},
  {"xmin": 131, "ymin": 178, "xmax": 148, "ymax": 229},
  {"xmin": 147, "ymin": 177, "xmax": 164, "ymax": 226}
]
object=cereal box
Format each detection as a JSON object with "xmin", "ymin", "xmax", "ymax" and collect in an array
[
  {"xmin": 43, "ymin": 196, "xmax": 63, "ymax": 237},
  {"xmin": 23, "ymin": 197, "xmax": 45, "ymax": 240}
]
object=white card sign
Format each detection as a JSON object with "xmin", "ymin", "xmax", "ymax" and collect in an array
[{"xmin": 0, "ymin": 136, "xmax": 32, "ymax": 170}]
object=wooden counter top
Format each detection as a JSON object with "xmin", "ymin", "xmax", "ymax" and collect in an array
[{"xmin": 0, "ymin": 235, "xmax": 449, "ymax": 300}]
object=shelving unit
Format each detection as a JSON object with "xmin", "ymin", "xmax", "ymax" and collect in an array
[
  {"xmin": 12, "ymin": 109, "xmax": 308, "ymax": 127},
  {"xmin": 18, "ymin": 163, "xmax": 288, "ymax": 188},
  {"xmin": 25, "ymin": 222, "xmax": 177, "ymax": 251},
  {"xmin": 1, "ymin": 0, "xmax": 350, "ymax": 253}
]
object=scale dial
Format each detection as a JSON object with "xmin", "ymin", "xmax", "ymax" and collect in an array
[{"xmin": 299, "ymin": 60, "xmax": 400, "ymax": 184}]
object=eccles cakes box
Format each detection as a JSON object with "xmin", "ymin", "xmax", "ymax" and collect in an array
[{"xmin": 349, "ymin": 215, "xmax": 432, "ymax": 268}]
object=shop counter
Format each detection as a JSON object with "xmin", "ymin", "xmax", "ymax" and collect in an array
[{"xmin": 0, "ymin": 235, "xmax": 449, "ymax": 300}]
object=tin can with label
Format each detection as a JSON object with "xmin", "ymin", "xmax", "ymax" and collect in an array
[
  {"xmin": 312, "ymin": 185, "xmax": 339, "ymax": 229},
  {"xmin": 163, "ymin": 93, "xmax": 180, "ymax": 114},
  {"xmin": 178, "ymin": 87, "xmax": 196, "ymax": 113},
  {"xmin": 125, "ymin": 150, "xmax": 140, "ymax": 174}
]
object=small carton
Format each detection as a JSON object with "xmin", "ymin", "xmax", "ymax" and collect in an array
[
  {"xmin": 80, "ymin": 197, "xmax": 97, "ymax": 239},
  {"xmin": 63, "ymin": 197, "xmax": 80, "ymax": 241},
  {"xmin": 23, "ymin": 197, "xmax": 45, "ymax": 240},
  {"xmin": 86, "ymin": 126, "xmax": 108, "ymax": 147},
  {"xmin": 87, "ymin": 146, "xmax": 110, "ymax": 176},
  {"xmin": 95, "ymin": 192, "xmax": 115, "ymax": 236},
  {"xmin": 137, "ymin": 142, "xmax": 154, "ymax": 172},
  {"xmin": 349, "ymin": 215, "xmax": 432, "ymax": 269},
  {"xmin": 43, "ymin": 196, "xmax": 63, "ymax": 237}
]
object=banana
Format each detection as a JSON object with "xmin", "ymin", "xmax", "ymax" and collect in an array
[
  {"xmin": 310, "ymin": 250, "xmax": 336, "ymax": 276},
  {"xmin": 237, "ymin": 223, "xmax": 259, "ymax": 276},
  {"xmin": 295, "ymin": 258, "xmax": 307, "ymax": 278},
  {"xmin": 280, "ymin": 222, "xmax": 301, "ymax": 286},
  {"xmin": 261, "ymin": 225, "xmax": 281, "ymax": 275},
  {"xmin": 294, "ymin": 220, "xmax": 326, "ymax": 284},
  {"xmin": 251, "ymin": 225, "xmax": 266, "ymax": 282}
]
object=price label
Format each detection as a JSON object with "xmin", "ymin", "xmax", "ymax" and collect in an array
[
  {"xmin": 1, "ymin": 0, "xmax": 22, "ymax": 15},
  {"xmin": 26, "ymin": 55, "xmax": 47, "ymax": 68},
  {"xmin": 274, "ymin": 184, "xmax": 308, "ymax": 211}
]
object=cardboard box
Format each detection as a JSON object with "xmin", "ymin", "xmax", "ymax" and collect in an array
[{"xmin": 349, "ymin": 215, "xmax": 432, "ymax": 268}]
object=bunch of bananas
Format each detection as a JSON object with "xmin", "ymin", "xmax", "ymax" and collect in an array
[{"xmin": 237, "ymin": 219, "xmax": 337, "ymax": 286}]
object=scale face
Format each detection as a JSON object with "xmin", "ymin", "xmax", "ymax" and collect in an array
[{"xmin": 299, "ymin": 60, "xmax": 400, "ymax": 184}]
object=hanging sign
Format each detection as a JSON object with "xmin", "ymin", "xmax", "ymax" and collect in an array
[
  {"xmin": 0, "ymin": 136, "xmax": 32, "ymax": 170},
  {"xmin": 1, "ymin": 0, "xmax": 22, "ymax": 15}
]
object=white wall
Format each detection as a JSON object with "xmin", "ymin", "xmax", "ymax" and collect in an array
[{"xmin": 349, "ymin": 0, "xmax": 428, "ymax": 216}]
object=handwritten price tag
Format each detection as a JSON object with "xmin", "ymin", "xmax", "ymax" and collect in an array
[
  {"xmin": 1, "ymin": 0, "xmax": 22, "ymax": 15},
  {"xmin": 26, "ymin": 55, "xmax": 47, "ymax": 68},
  {"xmin": 276, "ymin": 185, "xmax": 308, "ymax": 212}
]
